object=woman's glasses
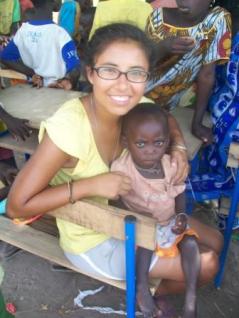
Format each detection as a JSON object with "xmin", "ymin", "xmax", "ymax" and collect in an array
[{"xmin": 92, "ymin": 66, "xmax": 150, "ymax": 83}]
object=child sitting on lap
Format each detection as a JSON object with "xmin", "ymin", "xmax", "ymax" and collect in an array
[{"xmin": 111, "ymin": 103, "xmax": 200, "ymax": 318}]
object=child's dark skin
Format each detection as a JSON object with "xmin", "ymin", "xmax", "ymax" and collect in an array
[
  {"xmin": 123, "ymin": 112, "xmax": 200, "ymax": 318},
  {"xmin": 152, "ymin": 0, "xmax": 217, "ymax": 145},
  {"xmin": 0, "ymin": 105, "xmax": 31, "ymax": 141}
]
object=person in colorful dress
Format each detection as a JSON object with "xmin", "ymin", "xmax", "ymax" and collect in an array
[
  {"xmin": 145, "ymin": 0, "xmax": 231, "ymax": 145},
  {"xmin": 111, "ymin": 103, "xmax": 200, "ymax": 318},
  {"xmin": 188, "ymin": 7, "xmax": 239, "ymax": 206}
]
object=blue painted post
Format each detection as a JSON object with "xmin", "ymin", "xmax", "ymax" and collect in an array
[
  {"xmin": 215, "ymin": 168, "xmax": 239, "ymax": 288},
  {"xmin": 124, "ymin": 215, "xmax": 136, "ymax": 318}
]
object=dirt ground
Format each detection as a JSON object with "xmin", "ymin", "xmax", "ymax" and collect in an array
[{"xmin": 1, "ymin": 205, "xmax": 239, "ymax": 318}]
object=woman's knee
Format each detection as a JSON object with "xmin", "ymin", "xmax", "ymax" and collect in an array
[{"xmin": 200, "ymin": 250, "xmax": 219, "ymax": 284}]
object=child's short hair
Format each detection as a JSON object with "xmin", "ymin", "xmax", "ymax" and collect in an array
[
  {"xmin": 123, "ymin": 102, "xmax": 169, "ymax": 133},
  {"xmin": 31, "ymin": 0, "xmax": 55, "ymax": 7}
]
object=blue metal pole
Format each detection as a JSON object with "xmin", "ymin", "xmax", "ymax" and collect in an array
[
  {"xmin": 215, "ymin": 168, "xmax": 239, "ymax": 288},
  {"xmin": 124, "ymin": 215, "xmax": 136, "ymax": 318}
]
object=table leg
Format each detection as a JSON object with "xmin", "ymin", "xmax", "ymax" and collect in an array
[
  {"xmin": 215, "ymin": 168, "xmax": 239, "ymax": 288},
  {"xmin": 125, "ymin": 215, "xmax": 136, "ymax": 318}
]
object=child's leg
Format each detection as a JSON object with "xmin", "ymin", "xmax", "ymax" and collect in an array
[
  {"xmin": 178, "ymin": 235, "xmax": 200, "ymax": 318},
  {"xmin": 136, "ymin": 247, "xmax": 162, "ymax": 318}
]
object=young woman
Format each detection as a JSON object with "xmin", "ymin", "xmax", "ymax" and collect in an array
[{"xmin": 7, "ymin": 23, "xmax": 222, "ymax": 317}]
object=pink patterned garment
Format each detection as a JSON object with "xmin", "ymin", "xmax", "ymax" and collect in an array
[{"xmin": 111, "ymin": 152, "xmax": 185, "ymax": 225}]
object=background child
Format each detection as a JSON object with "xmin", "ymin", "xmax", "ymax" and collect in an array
[
  {"xmin": 0, "ymin": 0, "xmax": 81, "ymax": 89},
  {"xmin": 0, "ymin": 0, "xmax": 21, "ymax": 36},
  {"xmin": 145, "ymin": 0, "xmax": 231, "ymax": 145},
  {"xmin": 111, "ymin": 103, "xmax": 200, "ymax": 318}
]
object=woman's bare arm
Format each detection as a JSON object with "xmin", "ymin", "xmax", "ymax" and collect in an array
[{"xmin": 7, "ymin": 134, "xmax": 131, "ymax": 219}]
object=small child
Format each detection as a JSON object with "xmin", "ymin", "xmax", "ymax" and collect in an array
[
  {"xmin": 111, "ymin": 103, "xmax": 200, "ymax": 318},
  {"xmin": 1, "ymin": 0, "xmax": 81, "ymax": 89}
]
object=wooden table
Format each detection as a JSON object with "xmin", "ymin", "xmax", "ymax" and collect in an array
[{"xmin": 0, "ymin": 84, "xmax": 211, "ymax": 159}]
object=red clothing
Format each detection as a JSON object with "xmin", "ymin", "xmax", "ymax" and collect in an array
[
  {"xmin": 19, "ymin": 0, "xmax": 33, "ymax": 13},
  {"xmin": 150, "ymin": 0, "xmax": 177, "ymax": 9}
]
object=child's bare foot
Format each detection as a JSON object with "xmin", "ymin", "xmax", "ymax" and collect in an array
[
  {"xmin": 137, "ymin": 286, "xmax": 162, "ymax": 317},
  {"xmin": 154, "ymin": 295, "xmax": 178, "ymax": 318},
  {"xmin": 182, "ymin": 294, "xmax": 197, "ymax": 318}
]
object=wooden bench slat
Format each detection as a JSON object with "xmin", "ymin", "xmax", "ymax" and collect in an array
[
  {"xmin": 0, "ymin": 130, "xmax": 38, "ymax": 154},
  {"xmin": 0, "ymin": 69, "xmax": 27, "ymax": 80},
  {"xmin": 49, "ymin": 199, "xmax": 157, "ymax": 250},
  {"xmin": 0, "ymin": 216, "xmax": 126, "ymax": 290}
]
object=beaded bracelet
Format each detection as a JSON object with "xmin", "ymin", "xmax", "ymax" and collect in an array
[{"xmin": 67, "ymin": 180, "xmax": 76, "ymax": 204}]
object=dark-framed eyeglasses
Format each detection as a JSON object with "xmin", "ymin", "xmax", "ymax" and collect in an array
[{"xmin": 92, "ymin": 66, "xmax": 150, "ymax": 83}]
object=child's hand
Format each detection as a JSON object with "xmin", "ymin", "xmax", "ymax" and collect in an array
[
  {"xmin": 163, "ymin": 36, "xmax": 195, "ymax": 55},
  {"xmin": 91, "ymin": 172, "xmax": 132, "ymax": 200},
  {"xmin": 48, "ymin": 78, "xmax": 72, "ymax": 90},
  {"xmin": 192, "ymin": 123, "xmax": 213, "ymax": 145},
  {"xmin": 4, "ymin": 115, "xmax": 31, "ymax": 141},
  {"xmin": 172, "ymin": 213, "xmax": 187, "ymax": 235},
  {"xmin": 32, "ymin": 74, "xmax": 43, "ymax": 88}
]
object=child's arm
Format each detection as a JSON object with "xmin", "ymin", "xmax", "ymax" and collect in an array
[
  {"xmin": 172, "ymin": 191, "xmax": 187, "ymax": 235},
  {"xmin": 154, "ymin": 36, "xmax": 195, "ymax": 61},
  {"xmin": 191, "ymin": 63, "xmax": 216, "ymax": 145}
]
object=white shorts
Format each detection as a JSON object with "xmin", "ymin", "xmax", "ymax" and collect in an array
[{"xmin": 64, "ymin": 238, "xmax": 159, "ymax": 281}]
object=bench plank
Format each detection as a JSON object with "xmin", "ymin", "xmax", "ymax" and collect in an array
[
  {"xmin": 0, "ymin": 130, "xmax": 38, "ymax": 154},
  {"xmin": 0, "ymin": 216, "xmax": 126, "ymax": 289},
  {"xmin": 0, "ymin": 84, "xmax": 83, "ymax": 129},
  {"xmin": 0, "ymin": 84, "xmax": 209, "ymax": 159},
  {"xmin": 49, "ymin": 200, "xmax": 157, "ymax": 250}
]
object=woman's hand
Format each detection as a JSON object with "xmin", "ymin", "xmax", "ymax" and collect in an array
[
  {"xmin": 91, "ymin": 172, "xmax": 132, "ymax": 200},
  {"xmin": 170, "ymin": 149, "xmax": 189, "ymax": 184}
]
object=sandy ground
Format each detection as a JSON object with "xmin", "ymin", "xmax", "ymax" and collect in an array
[{"xmin": 1, "ymin": 206, "xmax": 239, "ymax": 318}]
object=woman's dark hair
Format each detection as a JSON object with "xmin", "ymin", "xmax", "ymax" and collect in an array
[{"xmin": 85, "ymin": 23, "xmax": 156, "ymax": 71}]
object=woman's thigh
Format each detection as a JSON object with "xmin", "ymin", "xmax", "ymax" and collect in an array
[{"xmin": 188, "ymin": 216, "xmax": 223, "ymax": 254}]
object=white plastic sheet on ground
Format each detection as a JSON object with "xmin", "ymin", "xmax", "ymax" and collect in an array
[{"xmin": 74, "ymin": 286, "xmax": 142, "ymax": 316}]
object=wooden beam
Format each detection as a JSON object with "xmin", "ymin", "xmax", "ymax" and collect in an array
[
  {"xmin": 49, "ymin": 199, "xmax": 157, "ymax": 250},
  {"xmin": 1, "ymin": 84, "xmax": 83, "ymax": 129},
  {"xmin": 0, "ymin": 69, "xmax": 27, "ymax": 80},
  {"xmin": 0, "ymin": 216, "xmax": 126, "ymax": 289},
  {"xmin": 0, "ymin": 130, "xmax": 38, "ymax": 154}
]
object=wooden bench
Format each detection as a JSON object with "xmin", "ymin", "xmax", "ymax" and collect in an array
[
  {"xmin": 0, "ymin": 84, "xmax": 210, "ymax": 293},
  {"xmin": 0, "ymin": 199, "xmax": 157, "ymax": 290}
]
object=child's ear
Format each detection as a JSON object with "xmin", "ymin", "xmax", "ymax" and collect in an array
[{"xmin": 121, "ymin": 134, "xmax": 128, "ymax": 148}]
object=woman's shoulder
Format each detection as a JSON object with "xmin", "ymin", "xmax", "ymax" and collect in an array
[
  {"xmin": 204, "ymin": 6, "xmax": 231, "ymax": 25},
  {"xmin": 39, "ymin": 97, "xmax": 91, "ymax": 159}
]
